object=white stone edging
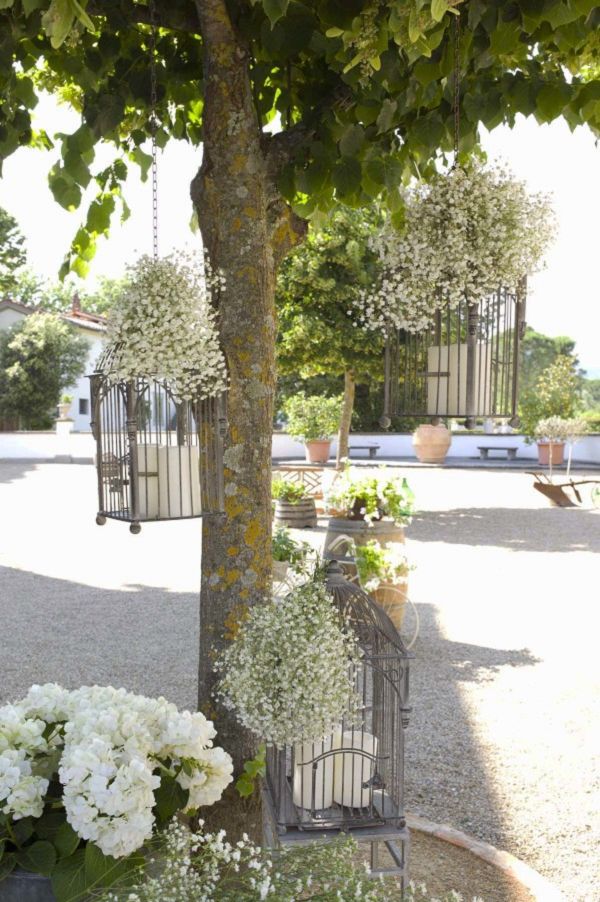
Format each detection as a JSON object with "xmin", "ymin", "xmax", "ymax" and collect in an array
[{"xmin": 406, "ymin": 813, "xmax": 566, "ymax": 901}]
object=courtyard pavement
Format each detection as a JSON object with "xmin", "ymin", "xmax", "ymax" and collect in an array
[{"xmin": 0, "ymin": 461, "xmax": 598, "ymax": 900}]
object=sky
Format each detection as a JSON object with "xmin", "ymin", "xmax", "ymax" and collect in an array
[{"xmin": 0, "ymin": 95, "xmax": 599, "ymax": 374}]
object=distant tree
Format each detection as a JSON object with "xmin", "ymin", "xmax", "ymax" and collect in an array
[
  {"xmin": 520, "ymin": 355, "xmax": 582, "ymax": 438},
  {"xmin": 582, "ymin": 378, "xmax": 600, "ymax": 410},
  {"xmin": 0, "ymin": 313, "xmax": 88, "ymax": 429},
  {"xmin": 276, "ymin": 207, "xmax": 384, "ymax": 466},
  {"xmin": 12, "ymin": 272, "xmax": 122, "ymax": 316},
  {"xmin": 0, "ymin": 207, "xmax": 26, "ymax": 295},
  {"xmin": 519, "ymin": 327, "xmax": 581, "ymax": 403}
]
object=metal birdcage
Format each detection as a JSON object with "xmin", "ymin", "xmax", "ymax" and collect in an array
[
  {"xmin": 262, "ymin": 562, "xmax": 411, "ymax": 884},
  {"xmin": 382, "ymin": 286, "xmax": 527, "ymax": 430},
  {"xmin": 89, "ymin": 351, "xmax": 226, "ymax": 533}
]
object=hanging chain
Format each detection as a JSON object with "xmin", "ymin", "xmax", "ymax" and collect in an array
[
  {"xmin": 452, "ymin": 13, "xmax": 461, "ymax": 165},
  {"xmin": 149, "ymin": 0, "xmax": 159, "ymax": 261}
]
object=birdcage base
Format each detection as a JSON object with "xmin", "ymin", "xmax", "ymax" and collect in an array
[{"xmin": 261, "ymin": 785, "xmax": 409, "ymax": 885}]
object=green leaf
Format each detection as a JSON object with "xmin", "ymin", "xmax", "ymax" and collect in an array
[
  {"xmin": 84, "ymin": 843, "xmax": 142, "ymax": 892},
  {"xmin": 23, "ymin": 0, "xmax": 45, "ymax": 14},
  {"xmin": 11, "ymin": 817, "xmax": 34, "ymax": 846},
  {"xmin": 339, "ymin": 123, "xmax": 365, "ymax": 157},
  {"xmin": 54, "ymin": 822, "xmax": 81, "ymax": 860},
  {"xmin": 408, "ymin": 8, "xmax": 422, "ymax": 43},
  {"xmin": 263, "ymin": 0, "xmax": 289, "ymax": 27},
  {"xmin": 536, "ymin": 84, "xmax": 569, "ymax": 122},
  {"xmin": 16, "ymin": 840, "xmax": 56, "ymax": 877},
  {"xmin": 86, "ymin": 196, "xmax": 115, "ymax": 234},
  {"xmin": 153, "ymin": 773, "xmax": 188, "ymax": 823},
  {"xmin": 0, "ymin": 0, "xmax": 15, "ymax": 8},
  {"xmin": 51, "ymin": 850, "xmax": 87, "ymax": 902},
  {"xmin": 376, "ymin": 99, "xmax": 397, "ymax": 135},
  {"xmin": 235, "ymin": 773, "xmax": 255, "ymax": 797},
  {"xmin": 325, "ymin": 26, "xmax": 344, "ymax": 37},
  {"xmin": 431, "ymin": 0, "xmax": 448, "ymax": 23},
  {"xmin": 35, "ymin": 809, "xmax": 66, "ymax": 841},
  {"xmin": 0, "ymin": 852, "xmax": 16, "ymax": 881},
  {"xmin": 332, "ymin": 157, "xmax": 361, "ymax": 197}
]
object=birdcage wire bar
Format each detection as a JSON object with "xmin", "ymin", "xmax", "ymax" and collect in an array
[
  {"xmin": 262, "ymin": 563, "xmax": 411, "ymax": 884},
  {"xmin": 89, "ymin": 365, "xmax": 226, "ymax": 532},
  {"xmin": 382, "ymin": 285, "xmax": 526, "ymax": 428}
]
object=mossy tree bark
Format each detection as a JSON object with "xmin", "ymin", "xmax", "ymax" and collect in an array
[
  {"xmin": 191, "ymin": 0, "xmax": 306, "ymax": 777},
  {"xmin": 336, "ymin": 369, "xmax": 356, "ymax": 469}
]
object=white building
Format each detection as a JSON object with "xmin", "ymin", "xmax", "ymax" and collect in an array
[{"xmin": 0, "ymin": 297, "xmax": 106, "ymax": 432}]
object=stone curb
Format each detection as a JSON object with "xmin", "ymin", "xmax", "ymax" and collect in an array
[{"xmin": 406, "ymin": 813, "xmax": 566, "ymax": 901}]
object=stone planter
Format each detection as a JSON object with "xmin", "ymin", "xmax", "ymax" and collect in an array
[
  {"xmin": 274, "ymin": 498, "xmax": 317, "ymax": 528},
  {"xmin": 371, "ymin": 580, "xmax": 408, "ymax": 631},
  {"xmin": 0, "ymin": 870, "xmax": 56, "ymax": 901},
  {"xmin": 304, "ymin": 440, "xmax": 331, "ymax": 464},
  {"xmin": 323, "ymin": 516, "xmax": 405, "ymax": 559},
  {"xmin": 57, "ymin": 402, "xmax": 71, "ymax": 420},
  {"xmin": 537, "ymin": 441, "xmax": 565, "ymax": 466},
  {"xmin": 273, "ymin": 559, "xmax": 290, "ymax": 582},
  {"xmin": 412, "ymin": 424, "xmax": 451, "ymax": 464}
]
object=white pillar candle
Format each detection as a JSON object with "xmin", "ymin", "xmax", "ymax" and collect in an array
[
  {"xmin": 333, "ymin": 730, "xmax": 378, "ymax": 809},
  {"xmin": 158, "ymin": 445, "xmax": 201, "ymax": 518},
  {"xmin": 293, "ymin": 737, "xmax": 337, "ymax": 810}
]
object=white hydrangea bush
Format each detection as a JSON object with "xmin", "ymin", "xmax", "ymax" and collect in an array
[
  {"xmin": 102, "ymin": 252, "xmax": 228, "ymax": 400},
  {"xmin": 217, "ymin": 579, "xmax": 362, "ymax": 747},
  {"xmin": 0, "ymin": 684, "xmax": 233, "ymax": 860},
  {"xmin": 355, "ymin": 160, "xmax": 556, "ymax": 334}
]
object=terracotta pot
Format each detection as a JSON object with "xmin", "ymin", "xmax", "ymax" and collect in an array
[
  {"xmin": 304, "ymin": 440, "xmax": 331, "ymax": 464},
  {"xmin": 537, "ymin": 441, "xmax": 565, "ymax": 466},
  {"xmin": 412, "ymin": 424, "xmax": 451, "ymax": 464},
  {"xmin": 371, "ymin": 580, "xmax": 409, "ymax": 631},
  {"xmin": 274, "ymin": 498, "xmax": 317, "ymax": 528}
]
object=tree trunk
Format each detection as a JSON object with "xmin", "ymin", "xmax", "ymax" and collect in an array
[
  {"xmin": 191, "ymin": 0, "xmax": 306, "ymax": 782},
  {"xmin": 336, "ymin": 369, "xmax": 355, "ymax": 469}
]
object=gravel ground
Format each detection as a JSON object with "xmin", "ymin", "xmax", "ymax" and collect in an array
[{"xmin": 1, "ymin": 461, "xmax": 598, "ymax": 900}]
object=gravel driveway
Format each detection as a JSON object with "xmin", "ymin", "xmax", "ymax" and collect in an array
[{"xmin": 0, "ymin": 461, "xmax": 598, "ymax": 900}]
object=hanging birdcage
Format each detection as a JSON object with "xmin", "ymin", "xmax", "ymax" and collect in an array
[
  {"xmin": 381, "ymin": 284, "xmax": 526, "ymax": 429},
  {"xmin": 89, "ymin": 348, "xmax": 226, "ymax": 533},
  {"xmin": 262, "ymin": 561, "xmax": 411, "ymax": 884}
]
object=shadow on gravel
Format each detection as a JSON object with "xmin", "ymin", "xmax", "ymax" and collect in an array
[
  {"xmin": 0, "ymin": 461, "xmax": 39, "ymax": 484},
  {"xmin": 0, "ymin": 565, "xmax": 198, "ymax": 710},
  {"xmin": 408, "ymin": 507, "xmax": 600, "ymax": 553},
  {"xmin": 405, "ymin": 603, "xmax": 538, "ymax": 851}
]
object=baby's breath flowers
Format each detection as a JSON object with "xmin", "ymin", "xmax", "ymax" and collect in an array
[
  {"xmin": 101, "ymin": 252, "xmax": 228, "ymax": 401},
  {"xmin": 217, "ymin": 579, "xmax": 362, "ymax": 747},
  {"xmin": 354, "ymin": 160, "xmax": 555, "ymax": 334},
  {"xmin": 0, "ymin": 684, "xmax": 232, "ymax": 861}
]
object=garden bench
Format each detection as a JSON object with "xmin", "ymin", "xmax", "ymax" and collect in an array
[
  {"xmin": 349, "ymin": 444, "xmax": 380, "ymax": 459},
  {"xmin": 477, "ymin": 445, "xmax": 518, "ymax": 461}
]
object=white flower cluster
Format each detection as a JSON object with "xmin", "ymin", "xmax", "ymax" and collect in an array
[
  {"xmin": 102, "ymin": 252, "xmax": 228, "ymax": 401},
  {"xmin": 217, "ymin": 580, "xmax": 362, "ymax": 747},
  {"xmin": 0, "ymin": 684, "xmax": 232, "ymax": 859},
  {"xmin": 355, "ymin": 160, "xmax": 555, "ymax": 334}
]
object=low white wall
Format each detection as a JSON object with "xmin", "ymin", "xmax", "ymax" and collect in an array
[
  {"xmin": 272, "ymin": 431, "xmax": 600, "ymax": 464},
  {"xmin": 1, "ymin": 430, "xmax": 599, "ymax": 464}
]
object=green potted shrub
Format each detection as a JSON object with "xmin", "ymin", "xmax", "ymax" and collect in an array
[
  {"xmin": 324, "ymin": 467, "xmax": 415, "ymax": 553},
  {"xmin": 272, "ymin": 477, "xmax": 317, "ymax": 528},
  {"xmin": 519, "ymin": 355, "xmax": 582, "ymax": 464},
  {"xmin": 283, "ymin": 393, "xmax": 341, "ymax": 464},
  {"xmin": 272, "ymin": 526, "xmax": 311, "ymax": 583},
  {"xmin": 355, "ymin": 539, "xmax": 413, "ymax": 630},
  {"xmin": 535, "ymin": 416, "xmax": 588, "ymax": 473}
]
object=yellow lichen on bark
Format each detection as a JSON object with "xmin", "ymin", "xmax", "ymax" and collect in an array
[{"xmin": 244, "ymin": 518, "xmax": 262, "ymax": 548}]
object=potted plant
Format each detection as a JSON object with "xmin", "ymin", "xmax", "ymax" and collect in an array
[
  {"xmin": 272, "ymin": 477, "xmax": 317, "ymax": 528},
  {"xmin": 57, "ymin": 394, "xmax": 73, "ymax": 420},
  {"xmin": 412, "ymin": 422, "xmax": 452, "ymax": 463},
  {"xmin": 283, "ymin": 393, "xmax": 341, "ymax": 464},
  {"xmin": 272, "ymin": 526, "xmax": 311, "ymax": 583},
  {"xmin": 354, "ymin": 540, "xmax": 413, "ymax": 630},
  {"xmin": 324, "ymin": 468, "xmax": 415, "ymax": 553},
  {"xmin": 535, "ymin": 416, "xmax": 588, "ymax": 472},
  {"xmin": 0, "ymin": 684, "xmax": 232, "ymax": 902}
]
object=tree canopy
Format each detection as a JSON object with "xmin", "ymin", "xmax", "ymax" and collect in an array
[
  {"xmin": 0, "ymin": 312, "xmax": 89, "ymax": 428},
  {"xmin": 0, "ymin": 205, "xmax": 26, "ymax": 294},
  {"xmin": 0, "ymin": 1, "xmax": 599, "ymax": 277}
]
